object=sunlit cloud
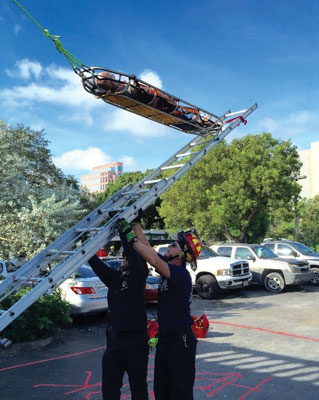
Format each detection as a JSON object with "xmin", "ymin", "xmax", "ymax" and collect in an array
[
  {"xmin": 120, "ymin": 155, "xmax": 142, "ymax": 172},
  {"xmin": 258, "ymin": 111, "xmax": 318, "ymax": 139},
  {"xmin": 1, "ymin": 60, "xmax": 168, "ymax": 136},
  {"xmin": 6, "ymin": 58, "xmax": 43, "ymax": 79},
  {"xmin": 140, "ymin": 69, "xmax": 163, "ymax": 89},
  {"xmin": 104, "ymin": 108, "xmax": 167, "ymax": 137},
  {"xmin": 1, "ymin": 60, "xmax": 99, "ymax": 110},
  {"xmin": 14, "ymin": 24, "xmax": 21, "ymax": 36},
  {"xmin": 53, "ymin": 147, "xmax": 111, "ymax": 171}
]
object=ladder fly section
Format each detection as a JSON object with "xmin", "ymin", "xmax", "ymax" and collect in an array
[
  {"xmin": 0, "ymin": 103, "xmax": 257, "ymax": 333},
  {"xmin": 77, "ymin": 66, "xmax": 224, "ymax": 136}
]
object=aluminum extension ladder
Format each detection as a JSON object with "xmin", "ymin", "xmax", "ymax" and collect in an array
[{"xmin": 0, "ymin": 103, "xmax": 257, "ymax": 333}]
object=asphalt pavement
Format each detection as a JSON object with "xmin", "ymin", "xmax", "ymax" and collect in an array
[{"xmin": 0, "ymin": 284, "xmax": 318, "ymax": 400}]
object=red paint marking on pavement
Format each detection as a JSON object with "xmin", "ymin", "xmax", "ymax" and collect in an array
[
  {"xmin": 195, "ymin": 372, "xmax": 271, "ymax": 398},
  {"xmin": 239, "ymin": 377, "xmax": 272, "ymax": 400},
  {"xmin": 0, "ymin": 346, "xmax": 106, "ymax": 373},
  {"xmin": 210, "ymin": 320, "xmax": 319, "ymax": 342}
]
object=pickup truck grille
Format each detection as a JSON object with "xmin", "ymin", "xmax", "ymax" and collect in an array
[{"xmin": 231, "ymin": 262, "xmax": 249, "ymax": 276}]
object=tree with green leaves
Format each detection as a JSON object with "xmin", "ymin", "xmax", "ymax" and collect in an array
[
  {"xmin": 159, "ymin": 133, "xmax": 302, "ymax": 243},
  {"xmin": 0, "ymin": 120, "xmax": 90, "ymax": 260}
]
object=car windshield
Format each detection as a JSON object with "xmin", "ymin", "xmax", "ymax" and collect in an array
[
  {"xmin": 290, "ymin": 242, "xmax": 315, "ymax": 255},
  {"xmin": 73, "ymin": 264, "xmax": 98, "ymax": 278},
  {"xmin": 199, "ymin": 246, "xmax": 218, "ymax": 259},
  {"xmin": 252, "ymin": 246, "xmax": 277, "ymax": 259}
]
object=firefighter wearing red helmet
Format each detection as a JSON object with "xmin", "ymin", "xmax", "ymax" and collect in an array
[
  {"xmin": 177, "ymin": 229, "xmax": 203, "ymax": 271},
  {"xmin": 125, "ymin": 216, "xmax": 203, "ymax": 400}
]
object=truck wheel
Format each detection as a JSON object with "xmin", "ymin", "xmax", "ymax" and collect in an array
[
  {"xmin": 196, "ymin": 275, "xmax": 219, "ymax": 299},
  {"xmin": 310, "ymin": 267, "xmax": 319, "ymax": 285},
  {"xmin": 264, "ymin": 272, "xmax": 285, "ymax": 293}
]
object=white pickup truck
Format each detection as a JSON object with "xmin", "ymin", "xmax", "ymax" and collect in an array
[{"xmin": 154, "ymin": 244, "xmax": 252, "ymax": 299}]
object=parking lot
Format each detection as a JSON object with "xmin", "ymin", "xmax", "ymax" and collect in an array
[{"xmin": 0, "ymin": 284, "xmax": 318, "ymax": 399}]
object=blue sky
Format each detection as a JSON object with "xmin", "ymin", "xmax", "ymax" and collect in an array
[{"xmin": 1, "ymin": 0, "xmax": 318, "ymax": 180}]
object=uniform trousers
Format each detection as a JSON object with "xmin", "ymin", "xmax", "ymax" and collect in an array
[
  {"xmin": 154, "ymin": 329, "xmax": 197, "ymax": 400},
  {"xmin": 102, "ymin": 330, "xmax": 149, "ymax": 400}
]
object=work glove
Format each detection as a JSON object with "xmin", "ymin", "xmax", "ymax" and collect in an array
[
  {"xmin": 131, "ymin": 208, "xmax": 143, "ymax": 225},
  {"xmin": 116, "ymin": 218, "xmax": 135, "ymax": 243}
]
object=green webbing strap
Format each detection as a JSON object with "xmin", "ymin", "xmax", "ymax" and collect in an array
[{"xmin": 12, "ymin": 0, "xmax": 84, "ymax": 70}]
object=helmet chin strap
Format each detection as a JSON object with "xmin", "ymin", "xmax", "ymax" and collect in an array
[{"xmin": 165, "ymin": 251, "xmax": 185, "ymax": 262}]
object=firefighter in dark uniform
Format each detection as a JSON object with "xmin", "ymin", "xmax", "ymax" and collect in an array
[
  {"xmin": 123, "ymin": 219, "xmax": 203, "ymax": 400},
  {"xmin": 88, "ymin": 219, "xmax": 149, "ymax": 400}
]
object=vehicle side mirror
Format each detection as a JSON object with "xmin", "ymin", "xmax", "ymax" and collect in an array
[
  {"xmin": 246, "ymin": 255, "xmax": 255, "ymax": 261},
  {"xmin": 294, "ymin": 251, "xmax": 299, "ymax": 257}
]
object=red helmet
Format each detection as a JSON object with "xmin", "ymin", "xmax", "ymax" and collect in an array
[{"xmin": 177, "ymin": 229, "xmax": 203, "ymax": 269}]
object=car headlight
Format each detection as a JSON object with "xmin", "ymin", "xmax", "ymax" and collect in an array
[
  {"xmin": 217, "ymin": 269, "xmax": 231, "ymax": 276},
  {"xmin": 288, "ymin": 264, "xmax": 300, "ymax": 273}
]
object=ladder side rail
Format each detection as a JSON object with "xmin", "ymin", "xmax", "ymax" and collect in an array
[
  {"xmin": 122, "ymin": 102, "xmax": 258, "ymax": 220},
  {"xmin": 0, "ymin": 103, "xmax": 257, "ymax": 332},
  {"xmin": 77, "ymin": 104, "xmax": 258, "ymax": 237},
  {"xmin": 114, "ymin": 103, "xmax": 252, "ymax": 209},
  {"xmin": 128, "ymin": 134, "xmax": 210, "ymax": 194},
  {"xmin": 0, "ymin": 185, "xmax": 133, "ymax": 296},
  {"xmin": 0, "ymin": 145, "xmax": 208, "ymax": 331},
  {"xmin": 0, "ymin": 221, "xmax": 120, "ymax": 332}
]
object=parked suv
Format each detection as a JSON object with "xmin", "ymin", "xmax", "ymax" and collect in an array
[
  {"xmin": 211, "ymin": 243, "xmax": 313, "ymax": 293},
  {"xmin": 262, "ymin": 240, "xmax": 319, "ymax": 286},
  {"xmin": 154, "ymin": 244, "xmax": 252, "ymax": 299}
]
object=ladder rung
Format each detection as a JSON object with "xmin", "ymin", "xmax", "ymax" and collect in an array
[
  {"xmin": 47, "ymin": 250, "xmax": 77, "ymax": 255},
  {"xmin": 102, "ymin": 207, "xmax": 128, "ymax": 213},
  {"xmin": 225, "ymin": 109, "xmax": 247, "ymax": 117},
  {"xmin": 123, "ymin": 189, "xmax": 149, "ymax": 196},
  {"xmin": 176, "ymin": 151, "xmax": 200, "ymax": 158},
  {"xmin": 144, "ymin": 179, "xmax": 162, "ymax": 185},
  {"xmin": 75, "ymin": 227, "xmax": 104, "ymax": 233},
  {"xmin": 190, "ymin": 138, "xmax": 215, "ymax": 147},
  {"xmin": 161, "ymin": 164, "xmax": 184, "ymax": 171},
  {"xmin": 14, "ymin": 277, "xmax": 43, "ymax": 283}
]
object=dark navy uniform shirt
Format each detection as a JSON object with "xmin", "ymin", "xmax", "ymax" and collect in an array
[
  {"xmin": 157, "ymin": 257, "xmax": 193, "ymax": 334},
  {"xmin": 88, "ymin": 232, "xmax": 147, "ymax": 332}
]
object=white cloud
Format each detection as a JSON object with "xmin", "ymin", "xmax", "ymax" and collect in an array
[
  {"xmin": 120, "ymin": 156, "xmax": 142, "ymax": 172},
  {"xmin": 258, "ymin": 111, "xmax": 319, "ymax": 139},
  {"xmin": 140, "ymin": 69, "xmax": 163, "ymax": 89},
  {"xmin": 104, "ymin": 108, "xmax": 167, "ymax": 137},
  {"xmin": 6, "ymin": 58, "xmax": 43, "ymax": 79},
  {"xmin": 14, "ymin": 24, "xmax": 21, "ymax": 36},
  {"xmin": 53, "ymin": 148, "xmax": 111, "ymax": 171},
  {"xmin": 1, "ymin": 61, "xmax": 100, "ymax": 111},
  {"xmin": 1, "ymin": 60, "xmax": 168, "ymax": 135}
]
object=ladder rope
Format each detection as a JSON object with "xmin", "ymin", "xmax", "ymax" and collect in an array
[{"xmin": 12, "ymin": 0, "xmax": 84, "ymax": 70}]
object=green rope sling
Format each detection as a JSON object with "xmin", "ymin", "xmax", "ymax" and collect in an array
[{"xmin": 12, "ymin": 0, "xmax": 84, "ymax": 71}]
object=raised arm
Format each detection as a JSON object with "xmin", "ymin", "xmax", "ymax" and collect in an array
[
  {"xmin": 132, "ymin": 222, "xmax": 152, "ymax": 248},
  {"xmin": 133, "ymin": 239, "xmax": 171, "ymax": 279},
  {"xmin": 116, "ymin": 218, "xmax": 170, "ymax": 278},
  {"xmin": 88, "ymin": 255, "xmax": 113, "ymax": 286}
]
